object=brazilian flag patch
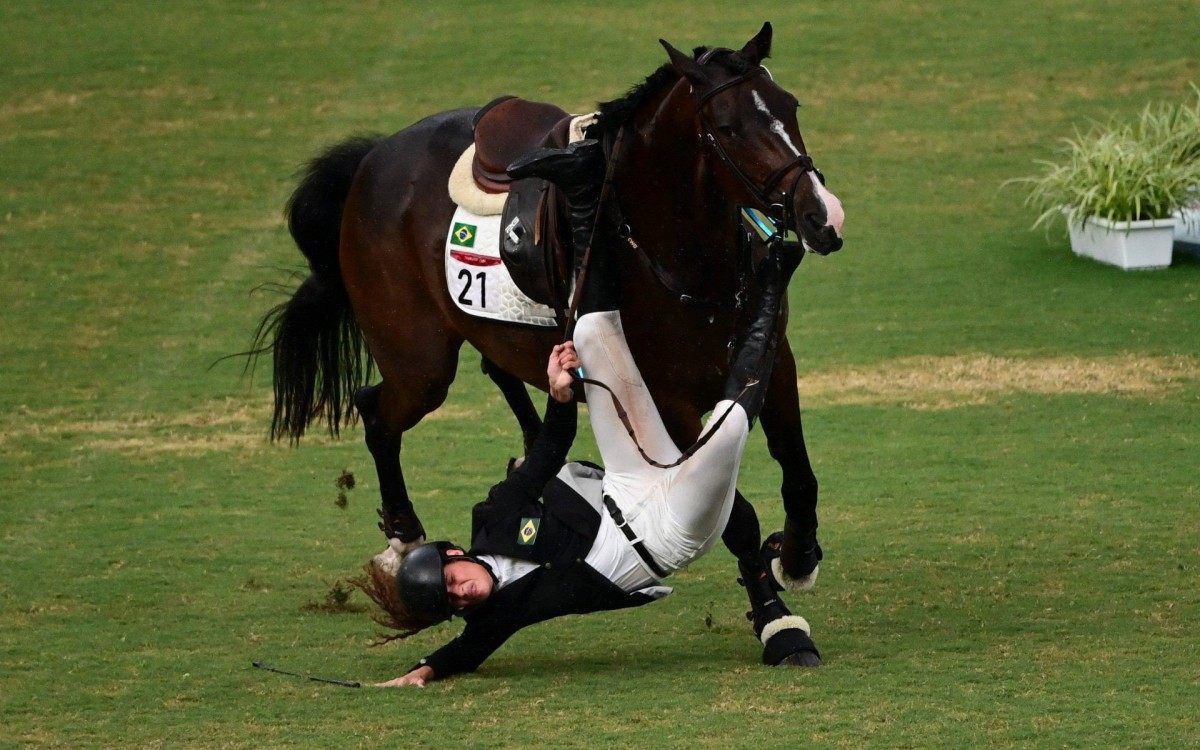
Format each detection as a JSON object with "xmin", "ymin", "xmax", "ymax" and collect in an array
[
  {"xmin": 518, "ymin": 517, "xmax": 540, "ymax": 545},
  {"xmin": 450, "ymin": 222, "xmax": 477, "ymax": 248}
]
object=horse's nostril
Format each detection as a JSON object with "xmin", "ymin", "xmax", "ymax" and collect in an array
[{"xmin": 823, "ymin": 229, "xmax": 843, "ymax": 253}]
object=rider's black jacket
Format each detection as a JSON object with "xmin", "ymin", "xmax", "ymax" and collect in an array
[{"xmin": 415, "ymin": 397, "xmax": 660, "ymax": 679}]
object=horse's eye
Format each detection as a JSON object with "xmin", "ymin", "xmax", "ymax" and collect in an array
[{"xmin": 716, "ymin": 123, "xmax": 736, "ymax": 137}]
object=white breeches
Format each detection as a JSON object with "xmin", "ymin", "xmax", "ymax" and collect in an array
[{"xmin": 574, "ymin": 311, "xmax": 750, "ymax": 574}]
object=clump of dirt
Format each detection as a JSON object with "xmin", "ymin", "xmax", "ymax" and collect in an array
[
  {"xmin": 302, "ymin": 581, "xmax": 366, "ymax": 614},
  {"xmin": 334, "ymin": 469, "xmax": 355, "ymax": 509}
]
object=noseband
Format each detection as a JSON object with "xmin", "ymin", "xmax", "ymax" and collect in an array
[{"xmin": 692, "ymin": 50, "xmax": 821, "ymax": 238}]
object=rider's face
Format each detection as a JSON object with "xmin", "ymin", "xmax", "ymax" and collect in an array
[{"xmin": 443, "ymin": 550, "xmax": 494, "ymax": 612}]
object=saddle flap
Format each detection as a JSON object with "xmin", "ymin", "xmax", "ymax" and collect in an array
[{"xmin": 499, "ymin": 176, "xmax": 571, "ymax": 310}]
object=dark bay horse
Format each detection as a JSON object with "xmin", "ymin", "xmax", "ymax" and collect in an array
[{"xmin": 256, "ymin": 24, "xmax": 843, "ymax": 655}]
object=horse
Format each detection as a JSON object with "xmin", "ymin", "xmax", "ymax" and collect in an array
[{"xmin": 254, "ymin": 23, "xmax": 844, "ymax": 664}]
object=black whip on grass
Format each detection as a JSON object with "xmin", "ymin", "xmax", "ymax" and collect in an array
[{"xmin": 252, "ymin": 661, "xmax": 361, "ymax": 689}]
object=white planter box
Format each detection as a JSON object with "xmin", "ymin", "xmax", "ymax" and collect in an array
[
  {"xmin": 1175, "ymin": 206, "xmax": 1200, "ymax": 245},
  {"xmin": 1065, "ymin": 213, "xmax": 1177, "ymax": 270}
]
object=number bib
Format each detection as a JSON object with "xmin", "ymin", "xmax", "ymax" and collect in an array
[{"xmin": 443, "ymin": 206, "xmax": 558, "ymax": 328}]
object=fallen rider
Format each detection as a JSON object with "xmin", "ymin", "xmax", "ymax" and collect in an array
[{"xmin": 363, "ymin": 222, "xmax": 812, "ymax": 686}]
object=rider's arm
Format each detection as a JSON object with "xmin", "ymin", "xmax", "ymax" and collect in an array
[
  {"xmin": 511, "ymin": 340, "xmax": 580, "ymax": 487},
  {"xmin": 507, "ymin": 395, "xmax": 577, "ymax": 492},
  {"xmin": 410, "ymin": 620, "xmax": 519, "ymax": 681},
  {"xmin": 483, "ymin": 344, "xmax": 580, "ymax": 507}
]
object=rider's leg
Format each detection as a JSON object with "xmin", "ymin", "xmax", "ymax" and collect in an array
[
  {"xmin": 641, "ymin": 245, "xmax": 803, "ymax": 565},
  {"xmin": 574, "ymin": 312, "xmax": 680, "ymax": 484}
]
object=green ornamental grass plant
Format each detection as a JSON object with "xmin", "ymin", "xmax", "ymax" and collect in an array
[{"xmin": 1019, "ymin": 86, "xmax": 1200, "ymax": 230}]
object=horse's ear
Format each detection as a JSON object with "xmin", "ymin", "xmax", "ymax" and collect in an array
[
  {"xmin": 660, "ymin": 39, "xmax": 710, "ymax": 89},
  {"xmin": 738, "ymin": 21, "xmax": 773, "ymax": 65}
]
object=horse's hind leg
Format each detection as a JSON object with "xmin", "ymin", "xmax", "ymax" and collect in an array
[
  {"xmin": 356, "ymin": 340, "xmax": 463, "ymax": 547},
  {"xmin": 481, "ymin": 356, "xmax": 541, "ymax": 455},
  {"xmin": 355, "ymin": 383, "xmax": 420, "ymax": 543}
]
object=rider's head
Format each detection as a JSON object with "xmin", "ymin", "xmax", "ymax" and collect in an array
[
  {"xmin": 352, "ymin": 541, "xmax": 495, "ymax": 642},
  {"xmin": 396, "ymin": 542, "xmax": 496, "ymax": 623}
]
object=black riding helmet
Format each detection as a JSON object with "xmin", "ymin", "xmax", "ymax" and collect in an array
[{"xmin": 396, "ymin": 541, "xmax": 461, "ymax": 625}]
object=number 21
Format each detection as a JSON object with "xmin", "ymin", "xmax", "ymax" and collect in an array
[{"xmin": 457, "ymin": 269, "xmax": 487, "ymax": 307}]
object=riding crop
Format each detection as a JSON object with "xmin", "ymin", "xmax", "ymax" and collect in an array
[{"xmin": 251, "ymin": 660, "xmax": 361, "ymax": 689}]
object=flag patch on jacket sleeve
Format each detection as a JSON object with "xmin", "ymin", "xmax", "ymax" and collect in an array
[{"xmin": 518, "ymin": 517, "xmax": 540, "ymax": 545}]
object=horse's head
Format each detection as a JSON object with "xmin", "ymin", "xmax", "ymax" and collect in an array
[{"xmin": 659, "ymin": 23, "xmax": 844, "ymax": 256}]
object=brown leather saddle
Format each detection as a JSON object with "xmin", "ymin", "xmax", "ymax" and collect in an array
[{"xmin": 471, "ymin": 96, "xmax": 575, "ymax": 311}]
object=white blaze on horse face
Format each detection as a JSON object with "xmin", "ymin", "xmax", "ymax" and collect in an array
[
  {"xmin": 752, "ymin": 90, "xmax": 801, "ymax": 156},
  {"xmin": 812, "ymin": 172, "xmax": 845, "ymax": 238},
  {"xmin": 752, "ymin": 90, "xmax": 844, "ymax": 239}
]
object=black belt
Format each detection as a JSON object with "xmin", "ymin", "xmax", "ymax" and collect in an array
[{"xmin": 602, "ymin": 495, "xmax": 669, "ymax": 579}]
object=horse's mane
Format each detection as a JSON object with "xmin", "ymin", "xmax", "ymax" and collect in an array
[{"xmin": 587, "ymin": 46, "xmax": 756, "ymax": 140}]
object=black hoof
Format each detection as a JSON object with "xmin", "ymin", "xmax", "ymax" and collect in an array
[
  {"xmin": 776, "ymin": 522, "xmax": 823, "ymax": 580},
  {"xmin": 377, "ymin": 508, "xmax": 426, "ymax": 543}
]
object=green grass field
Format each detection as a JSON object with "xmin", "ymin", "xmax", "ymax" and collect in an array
[{"xmin": 2, "ymin": 2, "xmax": 1198, "ymax": 747}]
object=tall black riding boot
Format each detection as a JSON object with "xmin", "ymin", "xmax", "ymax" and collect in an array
[
  {"xmin": 507, "ymin": 139, "xmax": 618, "ymax": 313},
  {"xmin": 722, "ymin": 247, "xmax": 802, "ymax": 424}
]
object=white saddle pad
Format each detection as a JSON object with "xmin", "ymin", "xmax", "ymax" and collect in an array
[{"xmin": 444, "ymin": 206, "xmax": 559, "ymax": 328}]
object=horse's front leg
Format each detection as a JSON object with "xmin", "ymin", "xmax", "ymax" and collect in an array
[{"xmin": 759, "ymin": 335, "xmax": 822, "ymax": 589}]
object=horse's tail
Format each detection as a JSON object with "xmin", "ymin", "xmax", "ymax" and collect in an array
[{"xmin": 253, "ymin": 135, "xmax": 382, "ymax": 442}]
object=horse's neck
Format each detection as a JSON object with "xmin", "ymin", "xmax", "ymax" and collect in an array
[{"xmin": 614, "ymin": 134, "xmax": 742, "ymax": 300}]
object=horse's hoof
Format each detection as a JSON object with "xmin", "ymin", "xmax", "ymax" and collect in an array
[
  {"xmin": 771, "ymin": 557, "xmax": 819, "ymax": 592},
  {"xmin": 760, "ymin": 616, "xmax": 821, "ymax": 667},
  {"xmin": 771, "ymin": 525, "xmax": 823, "ymax": 589},
  {"xmin": 775, "ymin": 650, "xmax": 822, "ymax": 668}
]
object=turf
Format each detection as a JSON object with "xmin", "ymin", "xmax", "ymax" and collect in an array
[{"xmin": 2, "ymin": 1, "xmax": 1198, "ymax": 747}]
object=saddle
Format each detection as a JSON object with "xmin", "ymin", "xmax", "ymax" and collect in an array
[
  {"xmin": 471, "ymin": 96, "xmax": 571, "ymax": 191},
  {"xmin": 471, "ymin": 95, "xmax": 576, "ymax": 309}
]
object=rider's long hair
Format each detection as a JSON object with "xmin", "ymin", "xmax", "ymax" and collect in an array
[{"xmin": 347, "ymin": 558, "xmax": 435, "ymax": 645}]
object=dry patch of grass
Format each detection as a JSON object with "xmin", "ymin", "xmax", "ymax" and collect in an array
[
  {"xmin": 800, "ymin": 354, "xmax": 1199, "ymax": 410},
  {"xmin": 0, "ymin": 396, "xmax": 275, "ymax": 457},
  {"xmin": 0, "ymin": 395, "xmax": 483, "ymax": 457},
  {"xmin": 0, "ymin": 88, "xmax": 94, "ymax": 121}
]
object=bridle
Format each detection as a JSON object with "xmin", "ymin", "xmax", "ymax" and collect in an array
[
  {"xmin": 597, "ymin": 52, "xmax": 827, "ymax": 314},
  {"xmin": 692, "ymin": 48, "xmax": 822, "ymax": 240}
]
